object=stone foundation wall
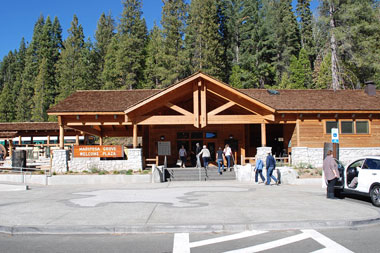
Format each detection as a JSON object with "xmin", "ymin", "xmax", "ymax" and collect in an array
[
  {"xmin": 256, "ymin": 147, "xmax": 272, "ymax": 165},
  {"xmin": 52, "ymin": 148, "xmax": 143, "ymax": 173},
  {"xmin": 292, "ymin": 147, "xmax": 380, "ymax": 168}
]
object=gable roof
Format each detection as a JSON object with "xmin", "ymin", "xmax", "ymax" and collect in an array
[{"xmin": 47, "ymin": 73, "xmax": 380, "ymax": 114}]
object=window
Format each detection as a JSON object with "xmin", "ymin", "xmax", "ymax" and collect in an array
[
  {"xmin": 205, "ymin": 132, "xmax": 217, "ymax": 139},
  {"xmin": 341, "ymin": 121, "xmax": 354, "ymax": 134},
  {"xmin": 177, "ymin": 132, "xmax": 189, "ymax": 139},
  {"xmin": 326, "ymin": 121, "xmax": 338, "ymax": 134},
  {"xmin": 356, "ymin": 121, "xmax": 369, "ymax": 134},
  {"xmin": 363, "ymin": 159, "xmax": 380, "ymax": 170},
  {"xmin": 191, "ymin": 132, "xmax": 203, "ymax": 139}
]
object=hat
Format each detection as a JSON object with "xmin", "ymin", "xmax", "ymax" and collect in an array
[{"xmin": 203, "ymin": 145, "xmax": 207, "ymax": 148}]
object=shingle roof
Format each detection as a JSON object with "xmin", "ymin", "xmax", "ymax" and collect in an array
[
  {"xmin": 47, "ymin": 87, "xmax": 380, "ymax": 114},
  {"xmin": 0, "ymin": 122, "xmax": 60, "ymax": 131},
  {"xmin": 48, "ymin": 90, "xmax": 161, "ymax": 113},
  {"xmin": 239, "ymin": 89, "xmax": 380, "ymax": 111}
]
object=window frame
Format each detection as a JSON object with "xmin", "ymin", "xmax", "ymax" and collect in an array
[{"xmin": 324, "ymin": 119, "xmax": 370, "ymax": 135}]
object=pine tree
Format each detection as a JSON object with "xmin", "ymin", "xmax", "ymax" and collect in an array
[
  {"xmin": 55, "ymin": 15, "xmax": 89, "ymax": 103},
  {"xmin": 319, "ymin": 0, "xmax": 380, "ymax": 89},
  {"xmin": 272, "ymin": 0, "xmax": 301, "ymax": 81},
  {"xmin": 32, "ymin": 57, "xmax": 49, "ymax": 121},
  {"xmin": 289, "ymin": 48, "xmax": 313, "ymax": 89},
  {"xmin": 94, "ymin": 13, "xmax": 115, "ymax": 89},
  {"xmin": 16, "ymin": 15, "xmax": 45, "ymax": 121},
  {"xmin": 160, "ymin": 0, "xmax": 188, "ymax": 87},
  {"xmin": 296, "ymin": 0, "xmax": 316, "ymax": 66},
  {"xmin": 315, "ymin": 52, "xmax": 332, "ymax": 89},
  {"xmin": 186, "ymin": 0, "xmax": 224, "ymax": 78},
  {"xmin": 242, "ymin": 0, "xmax": 276, "ymax": 88},
  {"xmin": 117, "ymin": 0, "xmax": 148, "ymax": 89},
  {"xmin": 144, "ymin": 24, "xmax": 165, "ymax": 88},
  {"xmin": 0, "ymin": 52, "xmax": 18, "ymax": 121}
]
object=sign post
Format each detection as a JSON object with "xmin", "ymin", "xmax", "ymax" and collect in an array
[
  {"xmin": 158, "ymin": 141, "xmax": 171, "ymax": 182},
  {"xmin": 331, "ymin": 128, "xmax": 339, "ymax": 159}
]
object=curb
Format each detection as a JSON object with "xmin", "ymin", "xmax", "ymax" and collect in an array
[{"xmin": 1, "ymin": 217, "xmax": 380, "ymax": 235}]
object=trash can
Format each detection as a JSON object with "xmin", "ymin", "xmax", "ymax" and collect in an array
[{"xmin": 12, "ymin": 150, "xmax": 27, "ymax": 169}]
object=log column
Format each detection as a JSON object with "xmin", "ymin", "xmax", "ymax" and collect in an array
[
  {"xmin": 133, "ymin": 123, "xmax": 138, "ymax": 148},
  {"xmin": 261, "ymin": 122, "xmax": 267, "ymax": 147},
  {"xmin": 58, "ymin": 116, "xmax": 64, "ymax": 149}
]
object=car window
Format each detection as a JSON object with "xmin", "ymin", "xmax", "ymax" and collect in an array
[
  {"xmin": 363, "ymin": 158, "xmax": 380, "ymax": 170},
  {"xmin": 347, "ymin": 159, "xmax": 365, "ymax": 171}
]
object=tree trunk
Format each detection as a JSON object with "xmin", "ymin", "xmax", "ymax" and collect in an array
[{"xmin": 329, "ymin": 2, "xmax": 340, "ymax": 90}]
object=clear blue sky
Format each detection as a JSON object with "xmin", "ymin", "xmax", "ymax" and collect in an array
[{"xmin": 0, "ymin": 0, "xmax": 319, "ymax": 59}]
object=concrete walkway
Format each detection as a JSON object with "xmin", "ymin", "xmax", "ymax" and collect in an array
[{"xmin": 0, "ymin": 181, "xmax": 379, "ymax": 234}]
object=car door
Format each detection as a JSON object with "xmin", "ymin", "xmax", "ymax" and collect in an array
[
  {"xmin": 356, "ymin": 158, "xmax": 380, "ymax": 193},
  {"xmin": 345, "ymin": 159, "xmax": 364, "ymax": 189}
]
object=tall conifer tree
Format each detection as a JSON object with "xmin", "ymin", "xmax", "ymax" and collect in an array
[
  {"xmin": 186, "ymin": 0, "xmax": 223, "ymax": 78},
  {"xmin": 144, "ymin": 24, "xmax": 165, "ymax": 88},
  {"xmin": 55, "ymin": 15, "xmax": 89, "ymax": 103},
  {"xmin": 160, "ymin": 0, "xmax": 188, "ymax": 87}
]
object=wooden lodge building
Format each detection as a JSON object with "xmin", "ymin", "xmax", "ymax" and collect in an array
[{"xmin": 46, "ymin": 72, "xmax": 380, "ymax": 168}]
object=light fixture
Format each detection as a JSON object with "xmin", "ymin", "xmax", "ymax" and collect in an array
[
  {"xmin": 160, "ymin": 135, "xmax": 165, "ymax": 140},
  {"xmin": 114, "ymin": 115, "xmax": 118, "ymax": 119},
  {"xmin": 95, "ymin": 115, "xmax": 98, "ymax": 119},
  {"xmin": 229, "ymin": 135, "xmax": 234, "ymax": 139},
  {"xmin": 76, "ymin": 115, "xmax": 80, "ymax": 120}
]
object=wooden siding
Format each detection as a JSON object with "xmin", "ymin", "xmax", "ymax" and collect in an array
[{"xmin": 290, "ymin": 118, "xmax": 380, "ymax": 148}]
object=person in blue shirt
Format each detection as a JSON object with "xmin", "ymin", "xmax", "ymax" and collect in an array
[
  {"xmin": 266, "ymin": 152, "xmax": 279, "ymax": 185},
  {"xmin": 254, "ymin": 158, "xmax": 265, "ymax": 183}
]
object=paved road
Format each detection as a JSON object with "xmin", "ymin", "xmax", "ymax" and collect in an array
[
  {"xmin": 1, "ymin": 181, "xmax": 379, "ymax": 234},
  {"xmin": 1, "ymin": 224, "xmax": 379, "ymax": 252}
]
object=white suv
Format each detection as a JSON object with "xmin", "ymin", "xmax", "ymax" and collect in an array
[{"xmin": 335, "ymin": 156, "xmax": 380, "ymax": 207}]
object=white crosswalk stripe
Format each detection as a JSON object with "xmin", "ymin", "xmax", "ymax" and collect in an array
[{"xmin": 172, "ymin": 229, "xmax": 354, "ymax": 253}]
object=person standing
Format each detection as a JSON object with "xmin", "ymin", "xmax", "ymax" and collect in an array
[
  {"xmin": 178, "ymin": 145, "xmax": 187, "ymax": 168},
  {"xmin": 323, "ymin": 150, "xmax": 340, "ymax": 199},
  {"xmin": 216, "ymin": 147, "xmax": 225, "ymax": 175},
  {"xmin": 254, "ymin": 158, "xmax": 265, "ymax": 183},
  {"xmin": 266, "ymin": 152, "xmax": 279, "ymax": 185},
  {"xmin": 198, "ymin": 145, "xmax": 211, "ymax": 168},
  {"xmin": 223, "ymin": 144, "xmax": 232, "ymax": 171}
]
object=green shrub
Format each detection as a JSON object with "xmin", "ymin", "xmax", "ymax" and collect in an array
[
  {"xmin": 126, "ymin": 169, "xmax": 133, "ymax": 175},
  {"xmin": 113, "ymin": 170, "xmax": 120, "ymax": 174},
  {"xmin": 98, "ymin": 170, "xmax": 108, "ymax": 175},
  {"xmin": 53, "ymin": 172, "xmax": 56, "ymax": 175},
  {"xmin": 90, "ymin": 167, "xmax": 100, "ymax": 174}
]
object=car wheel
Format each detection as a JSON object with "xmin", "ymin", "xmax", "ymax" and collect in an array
[
  {"xmin": 334, "ymin": 189, "xmax": 344, "ymax": 199},
  {"xmin": 370, "ymin": 185, "xmax": 380, "ymax": 207}
]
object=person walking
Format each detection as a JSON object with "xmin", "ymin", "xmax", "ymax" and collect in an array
[
  {"xmin": 198, "ymin": 145, "xmax": 211, "ymax": 168},
  {"xmin": 266, "ymin": 152, "xmax": 279, "ymax": 185},
  {"xmin": 178, "ymin": 145, "xmax": 187, "ymax": 168},
  {"xmin": 223, "ymin": 144, "xmax": 232, "ymax": 171},
  {"xmin": 216, "ymin": 147, "xmax": 225, "ymax": 175},
  {"xmin": 323, "ymin": 150, "xmax": 340, "ymax": 199},
  {"xmin": 254, "ymin": 158, "xmax": 265, "ymax": 183}
]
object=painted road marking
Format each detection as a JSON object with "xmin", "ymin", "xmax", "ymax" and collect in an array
[
  {"xmin": 189, "ymin": 230, "xmax": 268, "ymax": 248},
  {"xmin": 173, "ymin": 229, "xmax": 354, "ymax": 253}
]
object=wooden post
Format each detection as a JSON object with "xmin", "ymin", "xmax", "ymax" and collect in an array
[
  {"xmin": 75, "ymin": 135, "xmax": 79, "ymax": 145},
  {"xmin": 99, "ymin": 136, "xmax": 103, "ymax": 146},
  {"xmin": 133, "ymin": 123, "xmax": 138, "ymax": 148},
  {"xmin": 84, "ymin": 135, "xmax": 88, "ymax": 145},
  {"xmin": 200, "ymin": 80, "xmax": 207, "ymax": 128},
  {"xmin": 193, "ymin": 82, "xmax": 199, "ymax": 128},
  {"xmin": 9, "ymin": 140, "xmax": 13, "ymax": 158},
  {"xmin": 47, "ymin": 135, "xmax": 50, "ymax": 146},
  {"xmin": 58, "ymin": 116, "xmax": 64, "ymax": 149},
  {"xmin": 18, "ymin": 136, "xmax": 22, "ymax": 146},
  {"xmin": 296, "ymin": 119, "xmax": 300, "ymax": 147},
  {"xmin": 261, "ymin": 122, "xmax": 266, "ymax": 147}
]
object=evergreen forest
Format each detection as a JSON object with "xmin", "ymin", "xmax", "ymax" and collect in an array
[{"xmin": 1, "ymin": 0, "xmax": 380, "ymax": 122}]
